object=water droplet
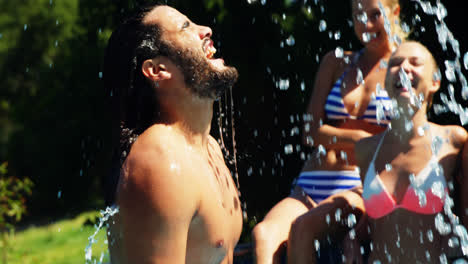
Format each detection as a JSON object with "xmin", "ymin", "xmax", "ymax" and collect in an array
[
  {"xmin": 435, "ymin": 213, "xmax": 452, "ymax": 235},
  {"xmin": 0, "ymin": 33, "xmax": 3, "ymax": 39},
  {"xmin": 314, "ymin": 239, "xmax": 320, "ymax": 251},
  {"xmin": 417, "ymin": 126, "xmax": 425, "ymax": 136},
  {"xmin": 334, "ymin": 31, "xmax": 341, "ymax": 40},
  {"xmin": 431, "ymin": 136, "xmax": 444, "ymax": 156},
  {"xmin": 284, "ymin": 144, "xmax": 293, "ymax": 154},
  {"xmin": 286, "ymin": 35, "xmax": 295, "ymax": 46},
  {"xmin": 317, "ymin": 145, "xmax": 326, "ymax": 157},
  {"xmin": 380, "ymin": 59, "xmax": 388, "ymax": 69},
  {"xmin": 357, "ymin": 12, "xmax": 368, "ymax": 25},
  {"xmin": 431, "ymin": 181, "xmax": 445, "ymax": 199},
  {"xmin": 335, "ymin": 47, "xmax": 344, "ymax": 58},
  {"xmin": 464, "ymin": 52, "xmax": 468, "ymax": 70},
  {"xmin": 356, "ymin": 68, "xmax": 364, "ymax": 85},
  {"xmin": 57, "ymin": 190, "xmax": 62, "ymax": 199},
  {"xmin": 99, "ymin": 72, "xmax": 103, "ymax": 79},
  {"xmin": 318, "ymin": 20, "xmax": 327, "ymax": 32},
  {"xmin": 405, "ymin": 120, "xmax": 414, "ymax": 132},
  {"xmin": 440, "ymin": 253, "xmax": 448, "ymax": 264},
  {"xmin": 444, "ymin": 60, "xmax": 457, "ymax": 82},
  {"xmin": 79, "ymin": 169, "xmax": 83, "ymax": 176},
  {"xmin": 347, "ymin": 213, "xmax": 356, "ymax": 227},
  {"xmin": 385, "ymin": 164, "xmax": 392, "ymax": 171},
  {"xmin": 362, "ymin": 32, "xmax": 370, "ymax": 43},
  {"xmin": 427, "ymin": 229, "xmax": 434, "ymax": 242},
  {"xmin": 340, "ymin": 151, "xmax": 348, "ymax": 163},
  {"xmin": 261, "ymin": 0, "xmax": 266, "ymax": 5},
  {"xmin": 278, "ymin": 78, "xmax": 289, "ymax": 90},
  {"xmin": 448, "ymin": 237, "xmax": 460, "ymax": 248},
  {"xmin": 24, "ymin": 24, "xmax": 28, "ymax": 31},
  {"xmin": 325, "ymin": 214, "xmax": 330, "ymax": 225},
  {"xmin": 335, "ymin": 208, "xmax": 342, "ymax": 222},
  {"xmin": 426, "ymin": 251, "xmax": 431, "ymax": 261},
  {"xmin": 300, "ymin": 81, "xmax": 305, "ymax": 91},
  {"xmin": 376, "ymin": 101, "xmax": 385, "ymax": 124},
  {"xmin": 349, "ymin": 229, "xmax": 356, "ymax": 240},
  {"xmin": 290, "ymin": 127, "xmax": 300, "ymax": 136}
]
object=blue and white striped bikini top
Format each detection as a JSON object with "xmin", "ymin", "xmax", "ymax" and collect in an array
[{"xmin": 324, "ymin": 52, "xmax": 393, "ymax": 126}]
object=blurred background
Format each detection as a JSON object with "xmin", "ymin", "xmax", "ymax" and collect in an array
[{"xmin": 0, "ymin": 0, "xmax": 467, "ymax": 262}]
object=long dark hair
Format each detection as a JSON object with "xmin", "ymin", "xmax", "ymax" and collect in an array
[{"xmin": 103, "ymin": 4, "xmax": 170, "ymax": 205}]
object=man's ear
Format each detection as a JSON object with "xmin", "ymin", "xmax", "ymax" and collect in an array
[{"xmin": 142, "ymin": 59, "xmax": 172, "ymax": 81}]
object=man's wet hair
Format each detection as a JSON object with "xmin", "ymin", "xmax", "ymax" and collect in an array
[{"xmin": 103, "ymin": 4, "xmax": 169, "ymax": 206}]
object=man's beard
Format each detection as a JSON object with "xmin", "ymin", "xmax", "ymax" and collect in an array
[{"xmin": 166, "ymin": 44, "xmax": 239, "ymax": 99}]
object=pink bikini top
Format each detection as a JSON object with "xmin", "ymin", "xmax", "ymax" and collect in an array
[{"xmin": 362, "ymin": 131, "xmax": 448, "ymax": 219}]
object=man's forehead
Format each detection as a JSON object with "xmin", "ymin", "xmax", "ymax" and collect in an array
[{"xmin": 143, "ymin": 5, "xmax": 189, "ymax": 27}]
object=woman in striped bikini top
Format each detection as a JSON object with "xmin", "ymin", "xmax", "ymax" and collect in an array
[
  {"xmin": 325, "ymin": 69, "xmax": 393, "ymax": 126},
  {"xmin": 253, "ymin": 0, "xmax": 410, "ymax": 262}
]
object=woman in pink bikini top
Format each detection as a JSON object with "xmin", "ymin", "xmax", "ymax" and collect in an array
[{"xmin": 355, "ymin": 41, "xmax": 468, "ymax": 262}]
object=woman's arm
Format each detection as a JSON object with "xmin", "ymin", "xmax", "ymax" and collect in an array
[
  {"xmin": 252, "ymin": 186, "xmax": 315, "ymax": 264},
  {"xmin": 303, "ymin": 51, "xmax": 371, "ymax": 150}
]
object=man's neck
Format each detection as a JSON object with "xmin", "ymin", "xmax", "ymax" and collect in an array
[{"xmin": 159, "ymin": 93, "xmax": 214, "ymax": 148}]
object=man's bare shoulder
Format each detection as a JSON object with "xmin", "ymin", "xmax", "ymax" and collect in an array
[{"xmin": 119, "ymin": 124, "xmax": 199, "ymax": 209}]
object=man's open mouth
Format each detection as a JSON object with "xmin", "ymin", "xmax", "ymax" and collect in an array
[{"xmin": 202, "ymin": 39, "xmax": 216, "ymax": 59}]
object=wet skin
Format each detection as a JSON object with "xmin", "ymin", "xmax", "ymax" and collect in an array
[
  {"xmin": 355, "ymin": 42, "xmax": 468, "ymax": 263},
  {"xmin": 254, "ymin": 1, "xmax": 402, "ymax": 264},
  {"xmin": 107, "ymin": 6, "xmax": 242, "ymax": 264}
]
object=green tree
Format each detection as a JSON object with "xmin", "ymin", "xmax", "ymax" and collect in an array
[{"xmin": 0, "ymin": 162, "xmax": 33, "ymax": 263}]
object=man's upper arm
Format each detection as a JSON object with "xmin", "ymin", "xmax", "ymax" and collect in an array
[{"xmin": 117, "ymin": 144, "xmax": 198, "ymax": 263}]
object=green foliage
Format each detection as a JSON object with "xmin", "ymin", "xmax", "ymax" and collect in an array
[
  {"xmin": 0, "ymin": 162, "xmax": 33, "ymax": 263},
  {"xmin": 0, "ymin": 162, "xmax": 33, "ymax": 229},
  {"xmin": 7, "ymin": 211, "xmax": 108, "ymax": 264}
]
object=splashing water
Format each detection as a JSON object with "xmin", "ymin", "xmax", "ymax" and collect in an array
[
  {"xmin": 318, "ymin": 20, "xmax": 327, "ymax": 32},
  {"xmin": 335, "ymin": 47, "xmax": 344, "ymax": 58},
  {"xmin": 356, "ymin": 68, "xmax": 364, "ymax": 85},
  {"xmin": 414, "ymin": 0, "xmax": 468, "ymax": 125},
  {"xmin": 85, "ymin": 206, "xmax": 119, "ymax": 264}
]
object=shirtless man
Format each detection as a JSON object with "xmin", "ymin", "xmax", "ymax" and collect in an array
[{"xmin": 103, "ymin": 5, "xmax": 242, "ymax": 264}]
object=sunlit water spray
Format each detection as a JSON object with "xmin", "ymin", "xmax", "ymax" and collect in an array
[
  {"xmin": 80, "ymin": 0, "xmax": 468, "ymax": 260},
  {"xmin": 84, "ymin": 205, "xmax": 119, "ymax": 264},
  {"xmin": 246, "ymin": 0, "xmax": 468, "ymax": 261}
]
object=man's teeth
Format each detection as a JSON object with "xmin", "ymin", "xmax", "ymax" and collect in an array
[{"xmin": 206, "ymin": 46, "xmax": 216, "ymax": 59}]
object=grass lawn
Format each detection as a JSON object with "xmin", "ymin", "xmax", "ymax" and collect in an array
[{"xmin": 5, "ymin": 211, "xmax": 110, "ymax": 264}]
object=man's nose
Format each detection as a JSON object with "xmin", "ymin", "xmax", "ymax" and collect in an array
[{"xmin": 198, "ymin": 25, "xmax": 212, "ymax": 39}]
